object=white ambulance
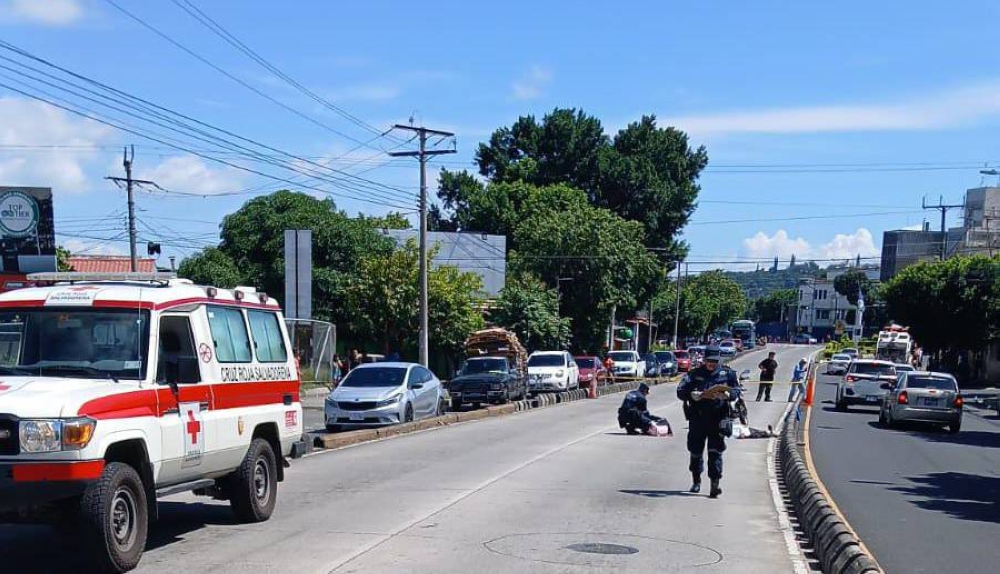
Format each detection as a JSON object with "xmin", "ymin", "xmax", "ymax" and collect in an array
[{"xmin": 0, "ymin": 273, "xmax": 306, "ymax": 572}]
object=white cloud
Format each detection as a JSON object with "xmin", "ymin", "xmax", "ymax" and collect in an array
[
  {"xmin": 0, "ymin": 97, "xmax": 114, "ymax": 192},
  {"xmin": 511, "ymin": 65, "xmax": 552, "ymax": 101},
  {"xmin": 0, "ymin": 0, "xmax": 83, "ymax": 26},
  {"xmin": 742, "ymin": 228, "xmax": 879, "ymax": 262},
  {"xmin": 663, "ymin": 81, "xmax": 1000, "ymax": 135},
  {"xmin": 142, "ymin": 155, "xmax": 244, "ymax": 196}
]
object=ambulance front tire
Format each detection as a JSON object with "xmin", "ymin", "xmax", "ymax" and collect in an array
[
  {"xmin": 80, "ymin": 461, "xmax": 149, "ymax": 573},
  {"xmin": 228, "ymin": 438, "xmax": 278, "ymax": 523}
]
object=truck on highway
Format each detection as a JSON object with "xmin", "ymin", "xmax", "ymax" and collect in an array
[
  {"xmin": 450, "ymin": 328, "xmax": 528, "ymax": 408},
  {"xmin": 731, "ymin": 320, "xmax": 756, "ymax": 350},
  {"xmin": 875, "ymin": 324, "xmax": 914, "ymax": 364}
]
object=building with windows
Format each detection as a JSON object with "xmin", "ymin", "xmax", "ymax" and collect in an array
[
  {"xmin": 791, "ymin": 266, "xmax": 880, "ymax": 340},
  {"xmin": 385, "ymin": 230, "xmax": 506, "ymax": 297}
]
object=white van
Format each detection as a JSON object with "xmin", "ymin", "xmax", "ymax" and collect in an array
[{"xmin": 0, "ymin": 273, "xmax": 305, "ymax": 572}]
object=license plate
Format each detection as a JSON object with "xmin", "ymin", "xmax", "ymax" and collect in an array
[
  {"xmin": 349, "ymin": 412, "xmax": 364, "ymax": 421},
  {"xmin": 920, "ymin": 398, "xmax": 940, "ymax": 407},
  {"xmin": 865, "ymin": 395, "xmax": 879, "ymax": 403}
]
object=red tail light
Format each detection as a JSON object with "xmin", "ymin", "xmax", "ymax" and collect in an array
[
  {"xmin": 845, "ymin": 375, "xmax": 857, "ymax": 383},
  {"xmin": 954, "ymin": 394, "xmax": 964, "ymax": 408},
  {"xmin": 897, "ymin": 391, "xmax": 908, "ymax": 405}
]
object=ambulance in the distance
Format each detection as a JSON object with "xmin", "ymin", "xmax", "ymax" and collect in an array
[{"xmin": 0, "ymin": 273, "xmax": 306, "ymax": 573}]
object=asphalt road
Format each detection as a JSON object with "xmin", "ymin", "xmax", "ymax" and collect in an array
[
  {"xmin": 809, "ymin": 371, "xmax": 1000, "ymax": 574},
  {"xmin": 1, "ymin": 345, "xmax": 814, "ymax": 574}
]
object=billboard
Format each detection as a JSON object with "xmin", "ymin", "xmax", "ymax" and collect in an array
[{"xmin": 0, "ymin": 186, "xmax": 56, "ymax": 274}]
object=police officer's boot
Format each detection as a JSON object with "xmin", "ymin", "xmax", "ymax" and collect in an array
[
  {"xmin": 709, "ymin": 479, "xmax": 722, "ymax": 499},
  {"xmin": 689, "ymin": 473, "xmax": 701, "ymax": 494}
]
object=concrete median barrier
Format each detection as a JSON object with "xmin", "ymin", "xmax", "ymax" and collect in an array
[{"xmin": 778, "ymin": 397, "xmax": 883, "ymax": 574}]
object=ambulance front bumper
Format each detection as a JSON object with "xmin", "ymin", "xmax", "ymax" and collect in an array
[{"xmin": 0, "ymin": 460, "xmax": 104, "ymax": 521}]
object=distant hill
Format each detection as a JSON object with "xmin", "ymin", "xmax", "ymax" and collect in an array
[{"xmin": 723, "ymin": 261, "xmax": 823, "ymax": 298}]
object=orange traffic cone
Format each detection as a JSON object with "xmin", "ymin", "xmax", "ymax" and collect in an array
[{"xmin": 803, "ymin": 368, "xmax": 816, "ymax": 407}]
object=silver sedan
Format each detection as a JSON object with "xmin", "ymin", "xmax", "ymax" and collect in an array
[{"xmin": 879, "ymin": 371, "xmax": 963, "ymax": 433}]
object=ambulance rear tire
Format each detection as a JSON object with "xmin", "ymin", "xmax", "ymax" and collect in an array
[
  {"xmin": 80, "ymin": 462, "xmax": 149, "ymax": 573},
  {"xmin": 229, "ymin": 438, "xmax": 277, "ymax": 523}
]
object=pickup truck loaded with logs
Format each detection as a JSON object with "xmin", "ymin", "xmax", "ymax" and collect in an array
[{"xmin": 448, "ymin": 328, "xmax": 529, "ymax": 409}]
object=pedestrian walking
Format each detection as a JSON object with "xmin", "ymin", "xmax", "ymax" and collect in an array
[
  {"xmin": 677, "ymin": 346, "xmax": 741, "ymax": 498},
  {"xmin": 757, "ymin": 351, "xmax": 778, "ymax": 401},
  {"xmin": 788, "ymin": 358, "xmax": 808, "ymax": 402}
]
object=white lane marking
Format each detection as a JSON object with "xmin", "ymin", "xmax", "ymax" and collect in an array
[{"xmin": 317, "ymin": 422, "xmax": 616, "ymax": 574}]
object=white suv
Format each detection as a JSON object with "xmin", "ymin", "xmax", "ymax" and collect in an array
[
  {"xmin": 607, "ymin": 350, "xmax": 643, "ymax": 379},
  {"xmin": 527, "ymin": 351, "xmax": 579, "ymax": 392},
  {"xmin": 836, "ymin": 359, "xmax": 897, "ymax": 410},
  {"xmin": 0, "ymin": 274, "xmax": 305, "ymax": 572}
]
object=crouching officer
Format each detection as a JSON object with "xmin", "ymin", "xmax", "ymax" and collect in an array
[
  {"xmin": 618, "ymin": 383, "xmax": 670, "ymax": 435},
  {"xmin": 676, "ymin": 346, "xmax": 741, "ymax": 498}
]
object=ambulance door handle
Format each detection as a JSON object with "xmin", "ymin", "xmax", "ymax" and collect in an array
[{"xmin": 283, "ymin": 394, "xmax": 292, "ymax": 406}]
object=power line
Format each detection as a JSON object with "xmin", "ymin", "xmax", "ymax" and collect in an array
[
  {"xmin": 688, "ymin": 209, "xmax": 924, "ymax": 226},
  {"xmin": 167, "ymin": 0, "xmax": 404, "ymax": 145},
  {"xmin": 101, "ymin": 0, "xmax": 389, "ymax": 151},
  {"xmin": 0, "ymin": 42, "xmax": 417, "ymax": 209},
  {"xmin": 0, "ymin": 43, "xmax": 416, "ymax": 203}
]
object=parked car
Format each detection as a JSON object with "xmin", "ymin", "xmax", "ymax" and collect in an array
[
  {"xmin": 718, "ymin": 340, "xmax": 738, "ymax": 357},
  {"xmin": 826, "ymin": 353, "xmax": 852, "ymax": 375},
  {"xmin": 793, "ymin": 333, "xmax": 818, "ymax": 344},
  {"xmin": 644, "ymin": 351, "xmax": 678, "ymax": 377},
  {"xmin": 841, "ymin": 348, "xmax": 860, "ymax": 360},
  {"xmin": 527, "ymin": 351, "xmax": 580, "ymax": 392},
  {"xmin": 673, "ymin": 349, "xmax": 692, "ymax": 372},
  {"xmin": 607, "ymin": 350, "xmax": 643, "ymax": 379},
  {"xmin": 325, "ymin": 362, "xmax": 446, "ymax": 431},
  {"xmin": 575, "ymin": 356, "xmax": 608, "ymax": 389},
  {"xmin": 835, "ymin": 359, "xmax": 897, "ymax": 411},
  {"xmin": 449, "ymin": 356, "xmax": 527, "ymax": 409},
  {"xmin": 879, "ymin": 372, "xmax": 963, "ymax": 433}
]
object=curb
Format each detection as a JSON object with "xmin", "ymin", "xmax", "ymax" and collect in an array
[
  {"xmin": 778, "ymin": 401, "xmax": 883, "ymax": 574},
  {"xmin": 311, "ymin": 376, "xmax": 678, "ymax": 452}
]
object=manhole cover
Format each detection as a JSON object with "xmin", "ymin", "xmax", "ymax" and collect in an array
[
  {"xmin": 484, "ymin": 532, "xmax": 722, "ymax": 568},
  {"xmin": 566, "ymin": 542, "xmax": 639, "ymax": 555}
]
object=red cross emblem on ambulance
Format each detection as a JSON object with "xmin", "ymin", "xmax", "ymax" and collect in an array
[{"xmin": 186, "ymin": 410, "xmax": 201, "ymax": 444}]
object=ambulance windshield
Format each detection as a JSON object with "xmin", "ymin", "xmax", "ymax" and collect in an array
[{"xmin": 0, "ymin": 309, "xmax": 150, "ymax": 380}]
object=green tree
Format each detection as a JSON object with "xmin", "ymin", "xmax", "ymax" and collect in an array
[
  {"xmin": 597, "ymin": 115, "xmax": 708, "ymax": 257},
  {"xmin": 181, "ymin": 190, "xmax": 394, "ymax": 322},
  {"xmin": 654, "ymin": 271, "xmax": 747, "ymax": 339},
  {"xmin": 752, "ymin": 288, "xmax": 797, "ymax": 322},
  {"xmin": 341, "ymin": 240, "xmax": 485, "ymax": 362},
  {"xmin": 177, "ymin": 247, "xmax": 244, "ymax": 288},
  {"xmin": 512, "ymin": 202, "xmax": 660, "ymax": 351},
  {"xmin": 56, "ymin": 246, "xmax": 73, "ymax": 272},
  {"xmin": 492, "ymin": 273, "xmax": 571, "ymax": 351},
  {"xmin": 882, "ymin": 255, "xmax": 1000, "ymax": 352},
  {"xmin": 833, "ymin": 268, "xmax": 875, "ymax": 306}
]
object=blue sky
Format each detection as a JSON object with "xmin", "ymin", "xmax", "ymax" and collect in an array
[{"xmin": 1, "ymin": 0, "xmax": 999, "ymax": 270}]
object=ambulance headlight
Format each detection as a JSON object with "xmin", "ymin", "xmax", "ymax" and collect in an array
[{"xmin": 19, "ymin": 418, "xmax": 96, "ymax": 453}]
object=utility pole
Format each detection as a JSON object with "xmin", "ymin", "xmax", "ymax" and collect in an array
[
  {"xmin": 388, "ymin": 125, "xmax": 456, "ymax": 366},
  {"xmin": 922, "ymin": 195, "xmax": 964, "ymax": 261},
  {"xmin": 672, "ymin": 261, "xmax": 682, "ymax": 348},
  {"xmin": 105, "ymin": 146, "xmax": 155, "ymax": 272}
]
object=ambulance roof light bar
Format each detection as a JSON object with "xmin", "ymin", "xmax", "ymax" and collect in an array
[{"xmin": 27, "ymin": 272, "xmax": 178, "ymax": 284}]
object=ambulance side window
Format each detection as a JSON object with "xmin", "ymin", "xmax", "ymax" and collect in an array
[
  {"xmin": 206, "ymin": 306, "xmax": 252, "ymax": 363},
  {"xmin": 247, "ymin": 310, "xmax": 288, "ymax": 363},
  {"xmin": 157, "ymin": 315, "xmax": 200, "ymax": 384}
]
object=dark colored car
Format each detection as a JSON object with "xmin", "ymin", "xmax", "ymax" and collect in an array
[
  {"xmin": 644, "ymin": 351, "xmax": 678, "ymax": 377},
  {"xmin": 673, "ymin": 349, "xmax": 692, "ymax": 372},
  {"xmin": 574, "ymin": 356, "xmax": 608, "ymax": 389},
  {"xmin": 449, "ymin": 356, "xmax": 527, "ymax": 409}
]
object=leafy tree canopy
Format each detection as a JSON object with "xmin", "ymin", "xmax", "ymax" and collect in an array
[
  {"xmin": 653, "ymin": 271, "xmax": 747, "ymax": 339},
  {"xmin": 491, "ymin": 273, "xmax": 571, "ymax": 351}
]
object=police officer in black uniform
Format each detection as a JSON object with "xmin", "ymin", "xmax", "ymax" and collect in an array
[
  {"xmin": 676, "ymin": 345, "xmax": 741, "ymax": 498},
  {"xmin": 618, "ymin": 383, "xmax": 660, "ymax": 434}
]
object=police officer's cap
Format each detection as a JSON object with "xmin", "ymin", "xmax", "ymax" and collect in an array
[
  {"xmin": 638, "ymin": 383, "xmax": 650, "ymax": 393},
  {"xmin": 704, "ymin": 346, "xmax": 723, "ymax": 361}
]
